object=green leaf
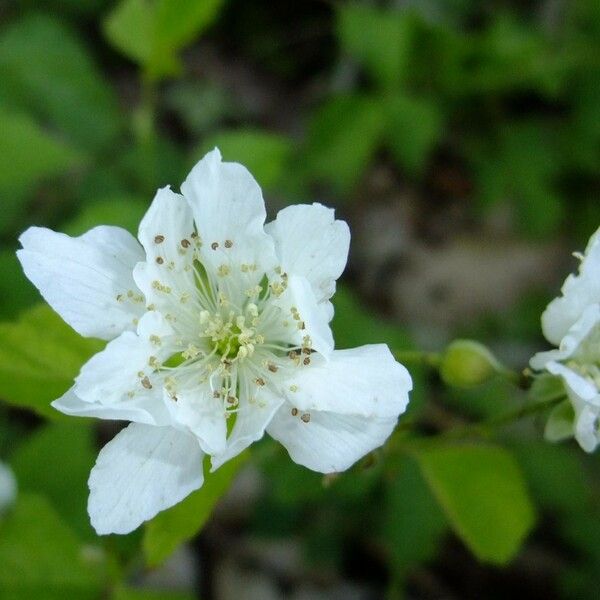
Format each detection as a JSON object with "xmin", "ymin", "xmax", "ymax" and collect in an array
[
  {"xmin": 104, "ymin": 0, "xmax": 225, "ymax": 80},
  {"xmin": 64, "ymin": 196, "xmax": 148, "ymax": 237},
  {"xmin": 0, "ymin": 14, "xmax": 121, "ymax": 152},
  {"xmin": 0, "ymin": 249, "xmax": 37, "ymax": 319},
  {"xmin": 10, "ymin": 422, "xmax": 96, "ymax": 539},
  {"xmin": 385, "ymin": 93, "xmax": 443, "ymax": 174},
  {"xmin": 0, "ymin": 106, "xmax": 82, "ymax": 234},
  {"xmin": 304, "ymin": 94, "xmax": 386, "ymax": 194},
  {"xmin": 0, "ymin": 493, "xmax": 105, "ymax": 598},
  {"xmin": 544, "ymin": 399, "xmax": 575, "ymax": 443},
  {"xmin": 201, "ymin": 129, "xmax": 293, "ymax": 191},
  {"xmin": 104, "ymin": 0, "xmax": 153, "ymax": 66},
  {"xmin": 0, "ymin": 305, "xmax": 103, "ymax": 419},
  {"xmin": 113, "ymin": 587, "xmax": 195, "ymax": 600},
  {"xmin": 415, "ymin": 443, "xmax": 536, "ymax": 564},
  {"xmin": 143, "ymin": 452, "xmax": 248, "ymax": 567},
  {"xmin": 337, "ymin": 5, "xmax": 415, "ymax": 90},
  {"xmin": 382, "ymin": 458, "xmax": 446, "ymax": 576}
]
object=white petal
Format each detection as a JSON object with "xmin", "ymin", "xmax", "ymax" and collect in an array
[
  {"xmin": 135, "ymin": 187, "xmax": 198, "ymax": 318},
  {"xmin": 570, "ymin": 394, "xmax": 600, "ymax": 453},
  {"xmin": 74, "ymin": 312, "xmax": 174, "ymax": 410},
  {"xmin": 180, "ymin": 149, "xmax": 276, "ymax": 284},
  {"xmin": 138, "ymin": 186, "xmax": 195, "ymax": 262},
  {"xmin": 273, "ymin": 274, "xmax": 334, "ymax": 358},
  {"xmin": 266, "ymin": 345, "xmax": 411, "ymax": 473},
  {"xmin": 88, "ymin": 423, "xmax": 204, "ymax": 534},
  {"xmin": 283, "ymin": 345, "xmax": 412, "ymax": 418},
  {"xmin": 266, "ymin": 203, "xmax": 350, "ymax": 303},
  {"xmin": 546, "ymin": 362, "xmax": 598, "ymax": 404},
  {"xmin": 541, "ymin": 226, "xmax": 600, "ymax": 345},
  {"xmin": 164, "ymin": 387, "xmax": 228, "ymax": 456},
  {"xmin": 267, "ymin": 408, "xmax": 398, "ymax": 473},
  {"xmin": 210, "ymin": 388, "xmax": 284, "ymax": 472},
  {"xmin": 17, "ymin": 226, "xmax": 145, "ymax": 340},
  {"xmin": 52, "ymin": 387, "xmax": 168, "ymax": 426}
]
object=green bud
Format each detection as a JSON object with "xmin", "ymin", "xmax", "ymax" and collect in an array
[{"xmin": 439, "ymin": 340, "xmax": 502, "ymax": 388}]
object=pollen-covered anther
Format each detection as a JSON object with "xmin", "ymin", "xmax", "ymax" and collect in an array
[
  {"xmin": 149, "ymin": 334, "xmax": 161, "ymax": 346},
  {"xmin": 217, "ymin": 264, "xmax": 231, "ymax": 277},
  {"xmin": 182, "ymin": 344, "xmax": 201, "ymax": 360},
  {"xmin": 148, "ymin": 355, "xmax": 161, "ymax": 370},
  {"xmin": 255, "ymin": 377, "xmax": 265, "ymax": 386}
]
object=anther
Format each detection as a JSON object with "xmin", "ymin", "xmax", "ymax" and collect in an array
[
  {"xmin": 154, "ymin": 235, "xmax": 165, "ymax": 244},
  {"xmin": 268, "ymin": 363, "xmax": 278, "ymax": 373},
  {"xmin": 255, "ymin": 377, "xmax": 265, "ymax": 386},
  {"xmin": 180, "ymin": 239, "xmax": 190, "ymax": 248},
  {"xmin": 211, "ymin": 242, "xmax": 219, "ymax": 250},
  {"xmin": 291, "ymin": 408, "xmax": 298, "ymax": 416},
  {"xmin": 155, "ymin": 256, "xmax": 164, "ymax": 264},
  {"xmin": 224, "ymin": 239, "xmax": 233, "ymax": 248},
  {"xmin": 301, "ymin": 413, "xmax": 311, "ymax": 423},
  {"xmin": 141, "ymin": 376, "xmax": 152, "ymax": 389},
  {"xmin": 303, "ymin": 357, "xmax": 311, "ymax": 366}
]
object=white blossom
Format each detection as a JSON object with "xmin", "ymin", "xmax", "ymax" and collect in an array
[
  {"xmin": 530, "ymin": 227, "xmax": 600, "ymax": 452},
  {"xmin": 0, "ymin": 461, "xmax": 17, "ymax": 512},
  {"xmin": 17, "ymin": 149, "xmax": 412, "ymax": 534}
]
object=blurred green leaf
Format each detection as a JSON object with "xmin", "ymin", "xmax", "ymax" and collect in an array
[
  {"xmin": 11, "ymin": 422, "xmax": 96, "ymax": 539},
  {"xmin": 0, "ymin": 14, "xmax": 121, "ymax": 152},
  {"xmin": 113, "ymin": 587, "xmax": 195, "ymax": 600},
  {"xmin": 0, "ymin": 305, "xmax": 102, "ymax": 419},
  {"xmin": 382, "ymin": 458, "xmax": 446, "ymax": 577},
  {"xmin": 104, "ymin": 0, "xmax": 224, "ymax": 80},
  {"xmin": 304, "ymin": 94, "xmax": 386, "ymax": 194},
  {"xmin": 337, "ymin": 5, "xmax": 415, "ymax": 90},
  {"xmin": 461, "ymin": 15, "xmax": 566, "ymax": 96},
  {"xmin": 201, "ymin": 129, "xmax": 293, "ymax": 191},
  {"xmin": 64, "ymin": 196, "xmax": 148, "ymax": 237},
  {"xmin": 512, "ymin": 442, "xmax": 589, "ymax": 515},
  {"xmin": 0, "ymin": 106, "xmax": 83, "ymax": 234},
  {"xmin": 332, "ymin": 285, "xmax": 412, "ymax": 351},
  {"xmin": 385, "ymin": 93, "xmax": 443, "ymax": 174},
  {"xmin": 415, "ymin": 443, "xmax": 536, "ymax": 564},
  {"xmin": 473, "ymin": 123, "xmax": 563, "ymax": 237},
  {"xmin": 0, "ymin": 250, "xmax": 37, "ymax": 319},
  {"xmin": 143, "ymin": 452, "xmax": 248, "ymax": 567},
  {"xmin": 0, "ymin": 493, "xmax": 105, "ymax": 599}
]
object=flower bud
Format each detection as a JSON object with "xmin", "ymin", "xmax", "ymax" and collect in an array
[{"xmin": 439, "ymin": 340, "xmax": 502, "ymax": 388}]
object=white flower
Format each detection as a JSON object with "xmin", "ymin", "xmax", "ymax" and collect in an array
[
  {"xmin": 530, "ymin": 226, "xmax": 600, "ymax": 452},
  {"xmin": 0, "ymin": 461, "xmax": 17, "ymax": 512},
  {"xmin": 17, "ymin": 149, "xmax": 412, "ymax": 534}
]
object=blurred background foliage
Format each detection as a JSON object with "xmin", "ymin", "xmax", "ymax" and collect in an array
[{"xmin": 0, "ymin": 0, "xmax": 599, "ymax": 598}]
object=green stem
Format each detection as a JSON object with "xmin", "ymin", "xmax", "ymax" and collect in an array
[
  {"xmin": 393, "ymin": 350, "xmax": 441, "ymax": 368},
  {"xmin": 442, "ymin": 395, "xmax": 564, "ymax": 440}
]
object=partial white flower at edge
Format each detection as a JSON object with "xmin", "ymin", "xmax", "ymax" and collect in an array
[
  {"xmin": 530, "ymin": 226, "xmax": 600, "ymax": 452},
  {"xmin": 17, "ymin": 149, "xmax": 412, "ymax": 535},
  {"xmin": 0, "ymin": 461, "xmax": 17, "ymax": 512}
]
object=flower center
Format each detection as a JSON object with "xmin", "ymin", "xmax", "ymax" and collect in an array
[{"xmin": 201, "ymin": 307, "xmax": 264, "ymax": 361}]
